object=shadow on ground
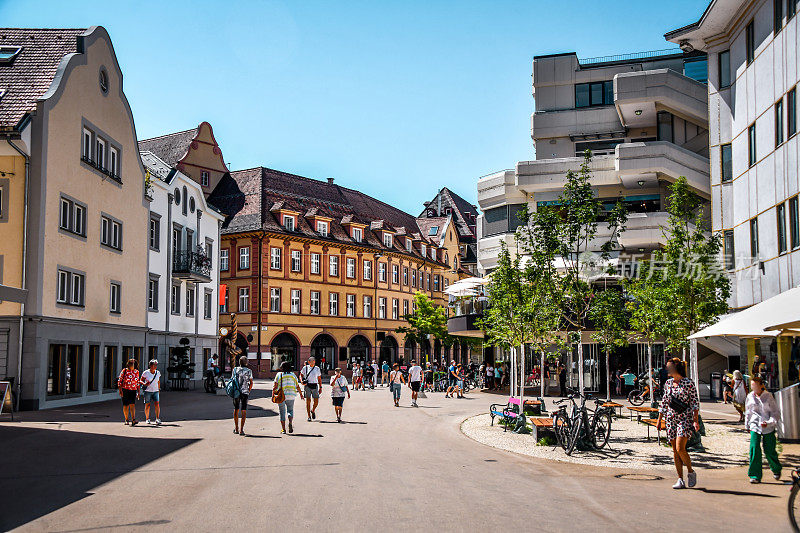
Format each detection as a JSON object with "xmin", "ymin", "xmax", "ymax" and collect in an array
[{"xmin": 0, "ymin": 425, "xmax": 198, "ymax": 530}]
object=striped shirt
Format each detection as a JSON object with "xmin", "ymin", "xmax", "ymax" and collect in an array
[{"xmin": 275, "ymin": 372, "xmax": 300, "ymax": 398}]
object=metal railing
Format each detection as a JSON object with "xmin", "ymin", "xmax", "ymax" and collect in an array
[
  {"xmin": 579, "ymin": 48, "xmax": 682, "ymax": 66},
  {"xmin": 80, "ymin": 155, "xmax": 122, "ymax": 183},
  {"xmin": 449, "ymin": 297, "xmax": 489, "ymax": 318},
  {"xmin": 173, "ymin": 250, "xmax": 212, "ymax": 279}
]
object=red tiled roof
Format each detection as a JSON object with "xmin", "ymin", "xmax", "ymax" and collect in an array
[
  {"xmin": 0, "ymin": 28, "xmax": 86, "ymax": 129},
  {"xmin": 137, "ymin": 127, "xmax": 198, "ymax": 168}
]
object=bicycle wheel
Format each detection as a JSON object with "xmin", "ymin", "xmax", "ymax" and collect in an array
[
  {"xmin": 553, "ymin": 412, "xmax": 570, "ymax": 450},
  {"xmin": 591, "ymin": 411, "xmax": 612, "ymax": 449},
  {"xmin": 628, "ymin": 389, "xmax": 644, "ymax": 406},
  {"xmin": 790, "ymin": 480, "xmax": 800, "ymax": 532},
  {"xmin": 565, "ymin": 416, "xmax": 582, "ymax": 455}
]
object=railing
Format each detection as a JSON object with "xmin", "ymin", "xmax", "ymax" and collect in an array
[
  {"xmin": 173, "ymin": 250, "xmax": 212, "ymax": 280},
  {"xmin": 80, "ymin": 155, "xmax": 122, "ymax": 183},
  {"xmin": 579, "ymin": 48, "xmax": 682, "ymax": 66},
  {"xmin": 449, "ymin": 297, "xmax": 489, "ymax": 318}
]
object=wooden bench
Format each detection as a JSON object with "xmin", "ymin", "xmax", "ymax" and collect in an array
[
  {"xmin": 602, "ymin": 402, "xmax": 623, "ymax": 417},
  {"xmin": 626, "ymin": 405, "xmax": 659, "ymax": 421},
  {"xmin": 528, "ymin": 416, "xmax": 554, "ymax": 441},
  {"xmin": 640, "ymin": 418, "xmax": 666, "ymax": 443}
]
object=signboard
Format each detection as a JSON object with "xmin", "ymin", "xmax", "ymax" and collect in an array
[{"xmin": 0, "ymin": 381, "xmax": 13, "ymax": 419}]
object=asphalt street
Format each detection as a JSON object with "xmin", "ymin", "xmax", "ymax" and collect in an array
[{"xmin": 0, "ymin": 380, "xmax": 793, "ymax": 532}]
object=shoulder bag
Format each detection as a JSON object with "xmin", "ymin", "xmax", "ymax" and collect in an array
[
  {"xmin": 225, "ymin": 369, "xmax": 242, "ymax": 399},
  {"xmin": 272, "ymin": 372, "xmax": 286, "ymax": 404}
]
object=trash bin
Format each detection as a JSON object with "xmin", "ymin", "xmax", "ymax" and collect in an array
[
  {"xmin": 776, "ymin": 382, "xmax": 800, "ymax": 442},
  {"xmin": 710, "ymin": 372, "xmax": 722, "ymax": 401}
]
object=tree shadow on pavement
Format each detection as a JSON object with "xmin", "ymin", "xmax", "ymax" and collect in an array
[{"xmin": 0, "ymin": 425, "xmax": 198, "ymax": 531}]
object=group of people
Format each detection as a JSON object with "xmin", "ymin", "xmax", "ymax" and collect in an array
[{"xmin": 116, "ymin": 358, "xmax": 162, "ymax": 426}]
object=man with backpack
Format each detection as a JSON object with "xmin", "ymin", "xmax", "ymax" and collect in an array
[
  {"xmin": 301, "ymin": 356, "xmax": 322, "ymax": 422},
  {"xmin": 227, "ymin": 356, "xmax": 253, "ymax": 436}
]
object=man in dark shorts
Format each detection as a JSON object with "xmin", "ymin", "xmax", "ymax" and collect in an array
[
  {"xmin": 446, "ymin": 360, "xmax": 458, "ymax": 398},
  {"xmin": 407, "ymin": 360, "xmax": 423, "ymax": 407},
  {"xmin": 301, "ymin": 356, "xmax": 322, "ymax": 421},
  {"xmin": 232, "ymin": 356, "xmax": 253, "ymax": 436}
]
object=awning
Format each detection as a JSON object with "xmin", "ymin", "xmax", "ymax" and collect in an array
[
  {"xmin": 445, "ymin": 276, "xmax": 486, "ymax": 296},
  {"xmin": 689, "ymin": 286, "xmax": 800, "ymax": 339}
]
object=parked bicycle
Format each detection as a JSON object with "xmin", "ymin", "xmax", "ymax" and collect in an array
[
  {"xmin": 789, "ymin": 467, "xmax": 800, "ymax": 531},
  {"xmin": 553, "ymin": 389, "xmax": 612, "ymax": 455}
]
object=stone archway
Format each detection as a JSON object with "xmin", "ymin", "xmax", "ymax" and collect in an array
[
  {"xmin": 310, "ymin": 334, "xmax": 337, "ymax": 375},
  {"xmin": 380, "ymin": 335, "xmax": 399, "ymax": 365},
  {"xmin": 347, "ymin": 335, "xmax": 371, "ymax": 368},
  {"xmin": 404, "ymin": 337, "xmax": 417, "ymax": 362},
  {"xmin": 271, "ymin": 332, "xmax": 298, "ymax": 371}
]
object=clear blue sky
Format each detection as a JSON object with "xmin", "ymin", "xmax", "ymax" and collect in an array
[{"xmin": 0, "ymin": 0, "xmax": 707, "ymax": 214}]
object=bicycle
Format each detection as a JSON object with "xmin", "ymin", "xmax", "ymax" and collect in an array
[
  {"xmin": 559, "ymin": 389, "xmax": 613, "ymax": 455},
  {"xmin": 789, "ymin": 468, "xmax": 800, "ymax": 531},
  {"xmin": 627, "ymin": 375, "xmax": 660, "ymax": 406}
]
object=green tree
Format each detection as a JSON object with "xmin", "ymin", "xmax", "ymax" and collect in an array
[
  {"xmin": 396, "ymin": 291, "xmax": 449, "ymax": 362},
  {"xmin": 589, "ymin": 287, "xmax": 629, "ymax": 400}
]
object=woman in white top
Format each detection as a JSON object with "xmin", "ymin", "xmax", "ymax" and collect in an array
[
  {"xmin": 745, "ymin": 376, "xmax": 782, "ymax": 483},
  {"xmin": 389, "ymin": 363, "xmax": 405, "ymax": 407},
  {"xmin": 731, "ymin": 370, "xmax": 747, "ymax": 423},
  {"xmin": 273, "ymin": 361, "xmax": 303, "ymax": 434},
  {"xmin": 330, "ymin": 368, "xmax": 350, "ymax": 423}
]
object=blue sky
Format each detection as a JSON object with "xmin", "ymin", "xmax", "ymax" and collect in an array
[{"xmin": 1, "ymin": 0, "xmax": 707, "ymax": 214}]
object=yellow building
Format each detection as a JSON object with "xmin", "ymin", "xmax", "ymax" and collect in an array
[{"xmin": 207, "ymin": 167, "xmax": 471, "ymax": 376}]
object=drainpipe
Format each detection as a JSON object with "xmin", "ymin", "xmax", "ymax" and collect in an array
[
  {"xmin": 8, "ymin": 139, "xmax": 29, "ymax": 411},
  {"xmin": 256, "ymin": 231, "xmax": 264, "ymax": 373},
  {"xmin": 165, "ymin": 193, "xmax": 173, "ymax": 336}
]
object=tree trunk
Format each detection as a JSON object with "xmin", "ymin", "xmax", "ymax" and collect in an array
[
  {"xmin": 519, "ymin": 345, "xmax": 525, "ymax": 407},
  {"xmin": 540, "ymin": 349, "xmax": 546, "ymax": 398},
  {"xmin": 648, "ymin": 341, "xmax": 654, "ymax": 408},
  {"xmin": 510, "ymin": 346, "xmax": 516, "ymax": 398},
  {"xmin": 606, "ymin": 348, "xmax": 611, "ymax": 401},
  {"xmin": 577, "ymin": 340, "xmax": 585, "ymax": 396}
]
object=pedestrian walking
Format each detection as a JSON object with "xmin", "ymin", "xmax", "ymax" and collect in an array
[
  {"xmin": 486, "ymin": 363, "xmax": 494, "ymax": 390},
  {"xmin": 381, "ymin": 361, "xmax": 390, "ymax": 386},
  {"xmin": 455, "ymin": 364, "xmax": 465, "ymax": 398},
  {"xmin": 615, "ymin": 368, "xmax": 623, "ymax": 396},
  {"xmin": 656, "ymin": 358, "xmax": 700, "ymax": 489},
  {"xmin": 558, "ymin": 364, "xmax": 567, "ymax": 397},
  {"xmin": 370, "ymin": 360, "xmax": 379, "ymax": 389},
  {"xmin": 745, "ymin": 376, "xmax": 782, "ymax": 483},
  {"xmin": 352, "ymin": 363, "xmax": 362, "ymax": 390},
  {"xmin": 445, "ymin": 360, "xmax": 458, "ymax": 398},
  {"xmin": 140, "ymin": 359, "xmax": 161, "ymax": 425},
  {"xmin": 300, "ymin": 356, "xmax": 322, "ymax": 421},
  {"xmin": 494, "ymin": 363, "xmax": 502, "ymax": 389},
  {"xmin": 330, "ymin": 368, "xmax": 350, "ymax": 422},
  {"xmin": 407, "ymin": 359, "xmax": 422, "ymax": 407},
  {"xmin": 389, "ymin": 363, "xmax": 405, "ymax": 407},
  {"xmin": 273, "ymin": 361, "xmax": 303, "ymax": 434},
  {"xmin": 621, "ymin": 368, "xmax": 636, "ymax": 395},
  {"xmin": 232, "ymin": 356, "xmax": 253, "ymax": 436},
  {"xmin": 722, "ymin": 371, "xmax": 733, "ymax": 404},
  {"xmin": 118, "ymin": 359, "xmax": 140, "ymax": 426},
  {"xmin": 364, "ymin": 362, "xmax": 375, "ymax": 390},
  {"xmin": 732, "ymin": 370, "xmax": 747, "ymax": 423}
]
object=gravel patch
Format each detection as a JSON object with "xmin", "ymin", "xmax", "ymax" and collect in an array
[{"xmin": 461, "ymin": 413, "xmax": 750, "ymax": 471}]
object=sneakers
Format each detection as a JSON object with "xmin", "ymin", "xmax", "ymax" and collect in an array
[
  {"xmin": 130, "ymin": 419, "xmax": 138, "ymax": 426},
  {"xmin": 411, "ymin": 401, "xmax": 418, "ymax": 407},
  {"xmin": 124, "ymin": 419, "xmax": 130, "ymax": 425},
  {"xmin": 307, "ymin": 416, "xmax": 312, "ymax": 422},
  {"xmin": 687, "ymin": 471, "xmax": 696, "ymax": 488},
  {"xmin": 146, "ymin": 419, "xmax": 151, "ymax": 425},
  {"xmin": 672, "ymin": 478, "xmax": 685, "ymax": 489},
  {"xmin": 749, "ymin": 478, "xmax": 761, "ymax": 484},
  {"xmin": 155, "ymin": 419, "xmax": 161, "ymax": 426},
  {"xmin": 288, "ymin": 422, "xmax": 293, "ymax": 434},
  {"xmin": 280, "ymin": 429, "xmax": 286, "ymax": 434},
  {"xmin": 311, "ymin": 411, "xmax": 316, "ymax": 420},
  {"xmin": 774, "ymin": 472, "xmax": 782, "ymax": 481}
]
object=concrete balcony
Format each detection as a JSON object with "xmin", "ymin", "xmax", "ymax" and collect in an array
[
  {"xmin": 615, "ymin": 141, "xmax": 710, "ymax": 197},
  {"xmin": 477, "ymin": 169, "xmax": 520, "ymax": 208},
  {"xmin": 617, "ymin": 211, "xmax": 670, "ymax": 249},
  {"xmin": 531, "ymin": 106, "xmax": 622, "ymax": 141},
  {"xmin": 477, "ymin": 233, "xmax": 516, "ymax": 273},
  {"xmin": 516, "ymin": 154, "xmax": 617, "ymax": 194},
  {"xmin": 614, "ymin": 68, "xmax": 708, "ymax": 129}
]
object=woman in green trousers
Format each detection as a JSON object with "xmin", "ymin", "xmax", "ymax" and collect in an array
[{"xmin": 744, "ymin": 376, "xmax": 781, "ymax": 483}]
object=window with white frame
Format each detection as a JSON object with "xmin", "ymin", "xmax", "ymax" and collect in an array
[
  {"xmin": 352, "ymin": 227, "xmax": 362, "ymax": 242},
  {"xmin": 403, "ymin": 299, "xmax": 409, "ymax": 316},
  {"xmin": 412, "ymin": 269, "xmax": 417, "ymax": 287},
  {"xmin": 203, "ymin": 290, "xmax": 212, "ymax": 319},
  {"xmin": 329, "ymin": 255, "xmax": 339, "ymax": 276},
  {"xmin": 378, "ymin": 297, "xmax": 387, "ymax": 319},
  {"xmin": 434, "ymin": 275, "xmax": 440, "ymax": 291},
  {"xmin": 171, "ymin": 284, "xmax": 180, "ymax": 314},
  {"xmin": 346, "ymin": 257, "xmax": 356, "ymax": 278},
  {"xmin": 403, "ymin": 267, "xmax": 408, "ymax": 285},
  {"xmin": 329, "ymin": 292, "xmax": 339, "ymax": 316},
  {"xmin": 291, "ymin": 250, "xmax": 302, "ymax": 272},
  {"xmin": 95, "ymin": 137, "xmax": 106, "ymax": 170},
  {"xmin": 110, "ymin": 282, "xmax": 121, "ymax": 313},
  {"xmin": 108, "ymin": 146, "xmax": 119, "ymax": 178},
  {"xmin": 378, "ymin": 262, "xmax": 386, "ymax": 282},
  {"xmin": 363, "ymin": 259, "xmax": 372, "ymax": 280},
  {"xmin": 238, "ymin": 287, "xmax": 250, "ymax": 312},
  {"xmin": 57, "ymin": 269, "xmax": 84, "ymax": 306},
  {"xmin": 239, "ymin": 246, "xmax": 250, "ymax": 269},
  {"xmin": 220, "ymin": 249, "xmax": 229, "ymax": 271},
  {"xmin": 59, "ymin": 197, "xmax": 86, "ymax": 236},
  {"xmin": 310, "ymin": 291, "xmax": 320, "ymax": 315},
  {"xmin": 311, "ymin": 252, "xmax": 321, "ymax": 274},
  {"xmin": 392, "ymin": 298, "xmax": 399, "ymax": 320},
  {"xmin": 148, "ymin": 277, "xmax": 159, "ymax": 311},
  {"xmin": 317, "ymin": 220, "xmax": 329, "ymax": 237},
  {"xmin": 269, "ymin": 247, "xmax": 280, "ymax": 270},
  {"xmin": 186, "ymin": 286, "xmax": 195, "ymax": 317},
  {"xmin": 430, "ymin": 248, "xmax": 436, "ymax": 260},
  {"xmin": 406, "ymin": 238, "xmax": 412, "ymax": 251},
  {"xmin": 392, "ymin": 264, "xmax": 399, "ymax": 284},
  {"xmin": 383, "ymin": 233, "xmax": 393, "ymax": 248},
  {"xmin": 100, "ymin": 216, "xmax": 122, "ymax": 250},
  {"xmin": 270, "ymin": 287, "xmax": 281, "ymax": 312},
  {"xmin": 283, "ymin": 215, "xmax": 295, "ymax": 231},
  {"xmin": 82, "ymin": 127, "xmax": 92, "ymax": 161},
  {"xmin": 149, "ymin": 217, "xmax": 160, "ymax": 251},
  {"xmin": 201, "ymin": 171, "xmax": 209, "ymax": 187},
  {"xmin": 346, "ymin": 294, "xmax": 356, "ymax": 317},
  {"xmin": 426, "ymin": 273, "xmax": 430, "ymax": 290},
  {"xmin": 291, "ymin": 289, "xmax": 301, "ymax": 314},
  {"xmin": 221, "ymin": 289, "xmax": 229, "ymax": 313},
  {"xmin": 421, "ymin": 244, "xmax": 426, "ymax": 256},
  {"xmin": 363, "ymin": 295, "xmax": 372, "ymax": 318}
]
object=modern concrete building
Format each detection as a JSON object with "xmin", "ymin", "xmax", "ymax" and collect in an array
[
  {"xmin": 141, "ymin": 151, "xmax": 223, "ymax": 384},
  {"xmin": 0, "ymin": 27, "xmax": 150, "ymax": 409},
  {"xmin": 668, "ymin": 0, "xmax": 800, "ymax": 389}
]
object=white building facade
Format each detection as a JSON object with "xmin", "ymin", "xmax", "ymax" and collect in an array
[{"xmin": 142, "ymin": 152, "xmax": 223, "ymax": 383}]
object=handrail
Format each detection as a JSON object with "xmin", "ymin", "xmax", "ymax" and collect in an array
[{"xmin": 579, "ymin": 48, "xmax": 682, "ymax": 66}]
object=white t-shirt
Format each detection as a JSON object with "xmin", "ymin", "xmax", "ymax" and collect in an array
[
  {"xmin": 208, "ymin": 357, "xmax": 216, "ymax": 369},
  {"xmin": 408, "ymin": 365, "xmax": 423, "ymax": 382},
  {"xmin": 141, "ymin": 370, "xmax": 160, "ymax": 392},
  {"xmin": 301, "ymin": 365, "xmax": 321, "ymax": 385},
  {"xmin": 371, "ymin": 363, "xmax": 379, "ymax": 375}
]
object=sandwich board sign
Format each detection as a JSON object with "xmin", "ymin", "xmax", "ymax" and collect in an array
[{"xmin": 0, "ymin": 381, "xmax": 13, "ymax": 420}]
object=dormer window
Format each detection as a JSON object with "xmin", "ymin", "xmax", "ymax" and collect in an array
[
  {"xmin": 283, "ymin": 215, "xmax": 295, "ymax": 231},
  {"xmin": 430, "ymin": 248, "xmax": 437, "ymax": 260},
  {"xmin": 383, "ymin": 233, "xmax": 393, "ymax": 248},
  {"xmin": 428, "ymin": 226, "xmax": 439, "ymax": 236},
  {"xmin": 0, "ymin": 46, "xmax": 22, "ymax": 63},
  {"xmin": 406, "ymin": 238, "xmax": 412, "ymax": 251},
  {"xmin": 352, "ymin": 227, "xmax": 363, "ymax": 242},
  {"xmin": 317, "ymin": 220, "xmax": 329, "ymax": 237},
  {"xmin": 421, "ymin": 243, "xmax": 426, "ymax": 256}
]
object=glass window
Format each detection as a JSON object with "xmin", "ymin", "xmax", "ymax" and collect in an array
[
  {"xmin": 329, "ymin": 293, "xmax": 339, "ymax": 316},
  {"xmin": 346, "ymin": 294, "xmax": 355, "ymax": 317},
  {"xmin": 789, "ymin": 88, "xmax": 797, "ymax": 137},
  {"xmin": 790, "ymin": 0, "xmax": 797, "ymax": 19},
  {"xmin": 378, "ymin": 297, "xmax": 386, "ymax": 319},
  {"xmin": 775, "ymin": 0, "xmax": 784, "ymax": 34},
  {"xmin": 186, "ymin": 286, "xmax": 195, "ymax": 317},
  {"xmin": 428, "ymin": 225, "xmax": 439, "ymax": 236},
  {"xmin": 220, "ymin": 249, "xmax": 229, "ymax": 271},
  {"xmin": 346, "ymin": 257, "xmax": 356, "ymax": 278},
  {"xmin": 575, "ymin": 81, "xmax": 613, "ymax": 108},
  {"xmin": 403, "ymin": 267, "xmax": 408, "ymax": 285},
  {"xmin": 103, "ymin": 345, "xmax": 117, "ymax": 390},
  {"xmin": 240, "ymin": 247, "xmax": 251, "ymax": 269},
  {"xmin": 791, "ymin": 196, "xmax": 800, "ymax": 249},
  {"xmin": 750, "ymin": 217, "xmax": 759, "ymax": 258},
  {"xmin": 204, "ymin": 291, "xmax": 212, "ymax": 319},
  {"xmin": 748, "ymin": 123, "xmax": 757, "ymax": 167},
  {"xmin": 329, "ymin": 255, "xmax": 339, "ymax": 276},
  {"xmin": 392, "ymin": 264, "xmax": 399, "ymax": 284},
  {"xmin": 317, "ymin": 220, "xmax": 328, "ymax": 236},
  {"xmin": 310, "ymin": 291, "xmax": 320, "ymax": 315},
  {"xmin": 575, "ymin": 82, "xmax": 590, "ymax": 108},
  {"xmin": 238, "ymin": 287, "xmax": 249, "ymax": 312},
  {"xmin": 657, "ymin": 111, "xmax": 673, "ymax": 143},
  {"xmin": 95, "ymin": 137, "xmax": 105, "ymax": 170},
  {"xmin": 724, "ymin": 229, "xmax": 735, "ymax": 270},
  {"xmin": 378, "ymin": 262, "xmax": 386, "ymax": 282},
  {"xmin": 148, "ymin": 278, "xmax": 159, "ymax": 311},
  {"xmin": 109, "ymin": 146, "xmax": 119, "ymax": 178},
  {"xmin": 363, "ymin": 259, "xmax": 372, "ymax": 280},
  {"xmin": 291, "ymin": 289, "xmax": 301, "ymax": 314},
  {"xmin": 746, "ymin": 20, "xmax": 755, "ymax": 64},
  {"xmin": 718, "ymin": 50, "xmax": 731, "ymax": 87},
  {"xmin": 60, "ymin": 198, "xmax": 71, "ymax": 230},
  {"xmin": 57, "ymin": 270, "xmax": 69, "ymax": 303},
  {"xmin": 47, "ymin": 344, "xmax": 65, "ymax": 396},
  {"xmin": 352, "ymin": 227, "xmax": 362, "ymax": 242},
  {"xmin": 311, "ymin": 253, "xmax": 320, "ymax": 274},
  {"xmin": 383, "ymin": 233, "xmax": 393, "ymax": 248},
  {"xmin": 171, "ymin": 284, "xmax": 180, "ymax": 314},
  {"xmin": 283, "ymin": 215, "xmax": 295, "ymax": 231},
  {"xmin": 149, "ymin": 218, "xmax": 160, "ymax": 250},
  {"xmin": 403, "ymin": 299, "xmax": 409, "ymax": 316},
  {"xmin": 683, "ymin": 57, "xmax": 707, "ymax": 83},
  {"xmin": 291, "ymin": 250, "xmax": 302, "ymax": 272},
  {"xmin": 778, "ymin": 202, "xmax": 788, "ymax": 253},
  {"xmin": 363, "ymin": 296, "xmax": 372, "ymax": 318},
  {"xmin": 270, "ymin": 287, "xmax": 280, "ymax": 312},
  {"xmin": 110, "ymin": 282, "xmax": 121, "ymax": 313},
  {"xmin": 88, "ymin": 345, "xmax": 99, "ymax": 391},
  {"xmin": 82, "ymin": 127, "xmax": 92, "ymax": 160},
  {"xmin": 406, "ymin": 238, "xmax": 412, "ymax": 251},
  {"xmin": 721, "ymin": 144, "xmax": 733, "ymax": 182},
  {"xmin": 776, "ymin": 99, "xmax": 785, "ymax": 146},
  {"xmin": 201, "ymin": 171, "xmax": 209, "ymax": 187},
  {"xmin": 392, "ymin": 298, "xmax": 399, "ymax": 320}
]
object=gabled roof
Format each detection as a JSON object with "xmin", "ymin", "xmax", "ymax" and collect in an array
[
  {"xmin": 419, "ymin": 187, "xmax": 478, "ymax": 240},
  {"xmin": 138, "ymin": 127, "xmax": 198, "ymax": 168},
  {"xmin": 0, "ymin": 28, "xmax": 87, "ymax": 130},
  {"xmin": 416, "ymin": 216, "xmax": 449, "ymax": 245}
]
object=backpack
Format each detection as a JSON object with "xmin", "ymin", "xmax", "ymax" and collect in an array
[{"xmin": 226, "ymin": 369, "xmax": 242, "ymax": 399}]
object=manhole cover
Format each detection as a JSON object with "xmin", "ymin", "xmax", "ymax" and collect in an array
[{"xmin": 614, "ymin": 473, "xmax": 663, "ymax": 481}]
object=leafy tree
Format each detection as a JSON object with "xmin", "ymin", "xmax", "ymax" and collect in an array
[
  {"xmin": 589, "ymin": 287, "xmax": 629, "ymax": 400},
  {"xmin": 396, "ymin": 291, "xmax": 449, "ymax": 362}
]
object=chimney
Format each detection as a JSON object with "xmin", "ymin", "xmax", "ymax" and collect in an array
[{"xmin": 327, "ymin": 177, "xmax": 335, "ymax": 185}]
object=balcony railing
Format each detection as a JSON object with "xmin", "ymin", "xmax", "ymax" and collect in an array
[
  {"xmin": 81, "ymin": 155, "xmax": 122, "ymax": 184},
  {"xmin": 173, "ymin": 250, "xmax": 212, "ymax": 282},
  {"xmin": 579, "ymin": 48, "xmax": 682, "ymax": 66}
]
